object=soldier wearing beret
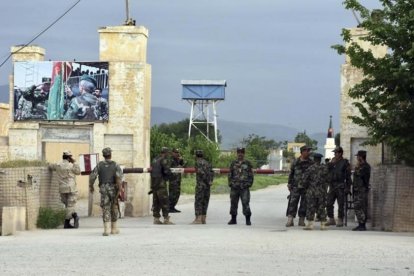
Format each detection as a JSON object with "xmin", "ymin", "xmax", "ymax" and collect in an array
[
  {"xmin": 228, "ymin": 147, "xmax": 254, "ymax": 226},
  {"xmin": 191, "ymin": 150, "xmax": 214, "ymax": 224},
  {"xmin": 302, "ymin": 153, "xmax": 329, "ymax": 230},
  {"xmin": 89, "ymin": 147, "xmax": 124, "ymax": 236},
  {"xmin": 325, "ymin": 146, "xmax": 352, "ymax": 227},
  {"xmin": 49, "ymin": 150, "xmax": 81, "ymax": 229},
  {"xmin": 286, "ymin": 145, "xmax": 314, "ymax": 227},
  {"xmin": 150, "ymin": 147, "xmax": 174, "ymax": 225},
  {"xmin": 352, "ymin": 150, "xmax": 371, "ymax": 231}
]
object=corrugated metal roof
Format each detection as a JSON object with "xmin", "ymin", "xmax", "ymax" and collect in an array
[{"xmin": 181, "ymin": 80, "xmax": 226, "ymax": 86}]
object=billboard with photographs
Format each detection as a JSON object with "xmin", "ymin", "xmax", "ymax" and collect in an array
[{"xmin": 13, "ymin": 61, "xmax": 109, "ymax": 121}]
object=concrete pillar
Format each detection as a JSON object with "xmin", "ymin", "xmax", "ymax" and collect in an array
[
  {"xmin": 340, "ymin": 28, "xmax": 387, "ymax": 165},
  {"xmin": 96, "ymin": 26, "xmax": 152, "ymax": 217}
]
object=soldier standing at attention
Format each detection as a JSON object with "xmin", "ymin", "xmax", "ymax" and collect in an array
[
  {"xmin": 325, "ymin": 146, "xmax": 352, "ymax": 227},
  {"xmin": 352, "ymin": 150, "xmax": 371, "ymax": 231},
  {"xmin": 303, "ymin": 153, "xmax": 329, "ymax": 230},
  {"xmin": 49, "ymin": 150, "xmax": 81, "ymax": 229},
  {"xmin": 89, "ymin": 147, "xmax": 123, "ymax": 236},
  {"xmin": 191, "ymin": 150, "xmax": 214, "ymax": 224},
  {"xmin": 150, "ymin": 147, "xmax": 174, "ymax": 225},
  {"xmin": 228, "ymin": 147, "xmax": 254, "ymax": 226},
  {"xmin": 169, "ymin": 148, "xmax": 184, "ymax": 213},
  {"xmin": 286, "ymin": 146, "xmax": 314, "ymax": 227}
]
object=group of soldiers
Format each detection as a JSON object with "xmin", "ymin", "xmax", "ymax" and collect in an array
[
  {"xmin": 15, "ymin": 74, "xmax": 108, "ymax": 121},
  {"xmin": 286, "ymin": 145, "xmax": 371, "ymax": 231},
  {"xmin": 149, "ymin": 146, "xmax": 254, "ymax": 226}
]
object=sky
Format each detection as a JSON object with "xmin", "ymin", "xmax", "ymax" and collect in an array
[{"xmin": 0, "ymin": 0, "xmax": 380, "ymax": 134}]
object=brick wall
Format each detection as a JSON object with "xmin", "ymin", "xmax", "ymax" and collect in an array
[{"xmin": 370, "ymin": 165, "xmax": 414, "ymax": 232}]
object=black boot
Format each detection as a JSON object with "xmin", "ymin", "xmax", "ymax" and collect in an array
[
  {"xmin": 72, "ymin": 212, "xmax": 79, "ymax": 229},
  {"xmin": 352, "ymin": 223, "xmax": 367, "ymax": 231},
  {"xmin": 64, "ymin": 219, "xmax": 74, "ymax": 229},
  {"xmin": 246, "ymin": 215, "xmax": 251, "ymax": 226},
  {"xmin": 228, "ymin": 215, "xmax": 237, "ymax": 225}
]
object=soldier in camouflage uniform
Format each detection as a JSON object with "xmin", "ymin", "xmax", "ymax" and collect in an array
[
  {"xmin": 325, "ymin": 146, "xmax": 352, "ymax": 227},
  {"xmin": 191, "ymin": 150, "xmax": 214, "ymax": 224},
  {"xmin": 150, "ymin": 147, "xmax": 174, "ymax": 225},
  {"xmin": 89, "ymin": 147, "xmax": 124, "ymax": 236},
  {"xmin": 286, "ymin": 145, "xmax": 314, "ymax": 227},
  {"xmin": 93, "ymin": 88, "xmax": 109, "ymax": 120},
  {"xmin": 64, "ymin": 75, "xmax": 99, "ymax": 120},
  {"xmin": 49, "ymin": 150, "xmax": 81, "ymax": 229},
  {"xmin": 169, "ymin": 148, "xmax": 184, "ymax": 213},
  {"xmin": 228, "ymin": 147, "xmax": 254, "ymax": 226},
  {"xmin": 352, "ymin": 150, "xmax": 371, "ymax": 231},
  {"xmin": 302, "ymin": 153, "xmax": 329, "ymax": 230}
]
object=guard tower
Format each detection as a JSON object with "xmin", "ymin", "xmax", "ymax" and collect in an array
[{"xmin": 181, "ymin": 80, "xmax": 226, "ymax": 143}]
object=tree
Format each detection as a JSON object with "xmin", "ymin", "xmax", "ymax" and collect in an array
[
  {"xmin": 240, "ymin": 134, "xmax": 281, "ymax": 168},
  {"xmin": 332, "ymin": 1, "xmax": 414, "ymax": 165},
  {"xmin": 150, "ymin": 126, "xmax": 182, "ymax": 161},
  {"xmin": 294, "ymin": 131, "xmax": 318, "ymax": 150}
]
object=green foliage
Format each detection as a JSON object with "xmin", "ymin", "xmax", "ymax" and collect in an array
[
  {"xmin": 294, "ymin": 131, "xmax": 318, "ymax": 150},
  {"xmin": 240, "ymin": 134, "xmax": 281, "ymax": 168},
  {"xmin": 181, "ymin": 174, "xmax": 288, "ymax": 195},
  {"xmin": 36, "ymin": 207, "xmax": 66, "ymax": 229},
  {"xmin": 333, "ymin": 1, "xmax": 414, "ymax": 165},
  {"xmin": 0, "ymin": 160, "xmax": 47, "ymax": 168},
  {"xmin": 150, "ymin": 126, "xmax": 182, "ymax": 161},
  {"xmin": 181, "ymin": 135, "xmax": 220, "ymax": 167}
]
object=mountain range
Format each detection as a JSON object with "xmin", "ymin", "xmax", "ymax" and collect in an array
[{"xmin": 0, "ymin": 85, "xmax": 327, "ymax": 150}]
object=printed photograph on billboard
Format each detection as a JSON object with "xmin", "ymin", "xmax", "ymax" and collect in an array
[{"xmin": 13, "ymin": 61, "xmax": 109, "ymax": 121}]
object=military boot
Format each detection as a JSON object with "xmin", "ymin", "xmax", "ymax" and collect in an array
[
  {"xmin": 228, "ymin": 215, "xmax": 237, "ymax": 225},
  {"xmin": 64, "ymin": 219, "xmax": 74, "ymax": 229},
  {"xmin": 153, "ymin": 217, "xmax": 163, "ymax": 225},
  {"xmin": 325, "ymin": 217, "xmax": 336, "ymax": 226},
  {"xmin": 320, "ymin": 221, "xmax": 327, "ymax": 230},
  {"xmin": 285, "ymin": 216, "xmax": 294, "ymax": 227},
  {"xmin": 352, "ymin": 223, "xmax": 367, "ymax": 231},
  {"xmin": 298, "ymin": 217, "xmax": 306, "ymax": 227},
  {"xmin": 246, "ymin": 215, "xmax": 252, "ymax": 226},
  {"xmin": 102, "ymin": 222, "xmax": 110, "ymax": 236},
  {"xmin": 72, "ymin": 212, "xmax": 79, "ymax": 229},
  {"xmin": 191, "ymin": 216, "xmax": 202, "ymax": 224},
  {"xmin": 303, "ymin": 220, "xmax": 313, "ymax": 230},
  {"xmin": 201, "ymin": 215, "xmax": 206, "ymax": 224},
  {"xmin": 336, "ymin": 218, "xmax": 344, "ymax": 227},
  {"xmin": 111, "ymin": 221, "xmax": 120, "ymax": 234},
  {"xmin": 163, "ymin": 216, "xmax": 175, "ymax": 225}
]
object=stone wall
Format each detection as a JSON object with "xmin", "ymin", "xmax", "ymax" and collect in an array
[{"xmin": 370, "ymin": 165, "xmax": 414, "ymax": 232}]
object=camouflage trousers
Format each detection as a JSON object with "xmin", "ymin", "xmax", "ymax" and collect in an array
[
  {"xmin": 194, "ymin": 182, "xmax": 210, "ymax": 216},
  {"xmin": 152, "ymin": 178, "xmax": 169, "ymax": 218},
  {"xmin": 169, "ymin": 177, "xmax": 181, "ymax": 209},
  {"xmin": 230, "ymin": 187, "xmax": 251, "ymax": 216},
  {"xmin": 60, "ymin": 192, "xmax": 77, "ymax": 220},
  {"xmin": 305, "ymin": 195, "xmax": 326, "ymax": 222},
  {"xmin": 353, "ymin": 189, "xmax": 368, "ymax": 223},
  {"xmin": 287, "ymin": 188, "xmax": 306, "ymax": 218},
  {"xmin": 326, "ymin": 186, "xmax": 345, "ymax": 219},
  {"xmin": 99, "ymin": 183, "xmax": 118, "ymax": 223}
]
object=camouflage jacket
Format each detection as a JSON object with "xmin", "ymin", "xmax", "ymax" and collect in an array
[
  {"xmin": 327, "ymin": 158, "xmax": 352, "ymax": 189},
  {"xmin": 195, "ymin": 158, "xmax": 214, "ymax": 186},
  {"xmin": 49, "ymin": 160, "xmax": 81, "ymax": 193},
  {"xmin": 228, "ymin": 159, "xmax": 254, "ymax": 189},
  {"xmin": 353, "ymin": 161, "xmax": 371, "ymax": 192},
  {"xmin": 89, "ymin": 160, "xmax": 123, "ymax": 189},
  {"xmin": 303, "ymin": 163, "xmax": 329, "ymax": 198},
  {"xmin": 170, "ymin": 156, "xmax": 184, "ymax": 182},
  {"xmin": 288, "ymin": 157, "xmax": 314, "ymax": 190},
  {"xmin": 63, "ymin": 93, "xmax": 99, "ymax": 120}
]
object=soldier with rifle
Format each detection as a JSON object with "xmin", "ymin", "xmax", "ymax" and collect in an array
[
  {"xmin": 352, "ymin": 150, "xmax": 371, "ymax": 231},
  {"xmin": 89, "ymin": 147, "xmax": 123, "ymax": 236},
  {"xmin": 325, "ymin": 146, "xmax": 352, "ymax": 227}
]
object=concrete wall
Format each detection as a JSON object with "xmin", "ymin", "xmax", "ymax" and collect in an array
[
  {"xmin": 370, "ymin": 165, "xmax": 414, "ymax": 232},
  {"xmin": 340, "ymin": 28, "xmax": 387, "ymax": 166}
]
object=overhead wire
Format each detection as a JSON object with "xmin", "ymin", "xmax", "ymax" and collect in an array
[{"xmin": 0, "ymin": 0, "xmax": 81, "ymax": 69}]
